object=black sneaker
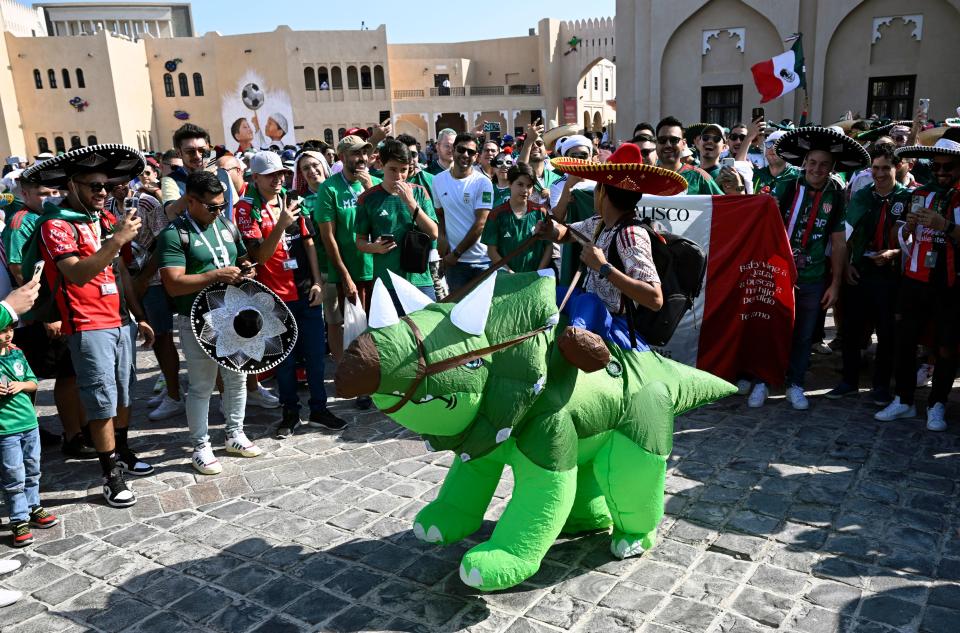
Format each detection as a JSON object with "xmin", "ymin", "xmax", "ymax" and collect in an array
[
  {"xmin": 308, "ymin": 408, "xmax": 347, "ymax": 431},
  {"xmin": 275, "ymin": 409, "xmax": 301, "ymax": 439},
  {"xmin": 12, "ymin": 522, "xmax": 33, "ymax": 548},
  {"xmin": 61, "ymin": 432, "xmax": 97, "ymax": 460},
  {"xmin": 355, "ymin": 395, "xmax": 373, "ymax": 410},
  {"xmin": 116, "ymin": 449, "xmax": 154, "ymax": 476},
  {"xmin": 825, "ymin": 383, "xmax": 858, "ymax": 400},
  {"xmin": 102, "ymin": 467, "xmax": 137, "ymax": 508},
  {"xmin": 28, "ymin": 506, "xmax": 59, "ymax": 529}
]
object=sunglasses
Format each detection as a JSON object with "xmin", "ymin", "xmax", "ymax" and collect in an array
[
  {"xmin": 640, "ymin": 148, "xmax": 655, "ymax": 157},
  {"xmin": 493, "ymin": 158, "xmax": 515, "ymax": 168},
  {"xmin": 633, "ymin": 134, "xmax": 655, "ymax": 144},
  {"xmin": 566, "ymin": 152, "xmax": 591, "ymax": 160},
  {"xmin": 930, "ymin": 162, "xmax": 958, "ymax": 173},
  {"xmin": 76, "ymin": 180, "xmax": 109, "ymax": 193},
  {"xmin": 657, "ymin": 136, "xmax": 682, "ymax": 146},
  {"xmin": 728, "ymin": 133, "xmax": 747, "ymax": 142},
  {"xmin": 181, "ymin": 146, "xmax": 209, "ymax": 156},
  {"xmin": 700, "ymin": 134, "xmax": 724, "ymax": 143},
  {"xmin": 455, "ymin": 146, "xmax": 477, "ymax": 157},
  {"xmin": 191, "ymin": 197, "xmax": 226, "ymax": 212}
]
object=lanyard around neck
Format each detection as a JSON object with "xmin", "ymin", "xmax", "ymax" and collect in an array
[{"xmin": 187, "ymin": 215, "xmax": 228, "ymax": 269}]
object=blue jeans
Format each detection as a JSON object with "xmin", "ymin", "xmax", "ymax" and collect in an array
[
  {"xmin": 1, "ymin": 427, "xmax": 41, "ymax": 523},
  {"xmin": 277, "ymin": 298, "xmax": 328, "ymax": 414},
  {"xmin": 387, "ymin": 284, "xmax": 437, "ymax": 315},
  {"xmin": 786, "ymin": 281, "xmax": 826, "ymax": 388},
  {"xmin": 445, "ymin": 261, "xmax": 489, "ymax": 293}
]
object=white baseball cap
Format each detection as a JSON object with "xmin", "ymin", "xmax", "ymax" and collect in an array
[{"xmin": 250, "ymin": 151, "xmax": 289, "ymax": 175}]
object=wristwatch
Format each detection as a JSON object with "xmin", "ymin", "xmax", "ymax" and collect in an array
[{"xmin": 598, "ymin": 263, "xmax": 613, "ymax": 279}]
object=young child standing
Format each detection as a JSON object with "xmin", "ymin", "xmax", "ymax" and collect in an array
[{"xmin": 0, "ymin": 323, "xmax": 58, "ymax": 547}]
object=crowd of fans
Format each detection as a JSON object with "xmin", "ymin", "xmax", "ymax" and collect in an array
[{"xmin": 0, "ymin": 105, "xmax": 957, "ymax": 557}]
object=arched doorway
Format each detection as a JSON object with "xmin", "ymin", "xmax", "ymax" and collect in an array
[{"xmin": 434, "ymin": 113, "xmax": 466, "ymax": 138}]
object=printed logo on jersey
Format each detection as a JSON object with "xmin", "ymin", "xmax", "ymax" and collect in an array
[
  {"xmin": 13, "ymin": 360, "xmax": 24, "ymax": 377},
  {"xmin": 481, "ymin": 191, "xmax": 492, "ymax": 204},
  {"xmin": 891, "ymin": 202, "xmax": 904, "ymax": 217}
]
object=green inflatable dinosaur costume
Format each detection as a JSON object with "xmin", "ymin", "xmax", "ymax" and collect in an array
[{"xmin": 335, "ymin": 270, "xmax": 736, "ymax": 591}]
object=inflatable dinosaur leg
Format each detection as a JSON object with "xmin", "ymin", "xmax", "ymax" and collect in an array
[
  {"xmin": 459, "ymin": 442, "xmax": 576, "ymax": 591},
  {"xmin": 594, "ymin": 431, "xmax": 666, "ymax": 559},
  {"xmin": 562, "ymin": 460, "xmax": 613, "ymax": 534},
  {"xmin": 413, "ymin": 446, "xmax": 507, "ymax": 545}
]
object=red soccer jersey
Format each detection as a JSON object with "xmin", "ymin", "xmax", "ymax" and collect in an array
[
  {"xmin": 40, "ymin": 218, "xmax": 122, "ymax": 334},
  {"xmin": 234, "ymin": 198, "xmax": 315, "ymax": 302}
]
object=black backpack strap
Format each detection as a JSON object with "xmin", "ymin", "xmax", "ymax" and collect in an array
[{"xmin": 603, "ymin": 215, "xmax": 646, "ymax": 349}]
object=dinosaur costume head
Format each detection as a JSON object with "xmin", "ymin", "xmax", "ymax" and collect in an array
[{"xmin": 336, "ymin": 271, "xmax": 558, "ymax": 440}]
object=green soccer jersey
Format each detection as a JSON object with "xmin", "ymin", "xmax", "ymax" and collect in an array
[
  {"xmin": 299, "ymin": 193, "xmax": 327, "ymax": 274},
  {"xmin": 1, "ymin": 207, "xmax": 40, "ymax": 267},
  {"xmin": 407, "ymin": 170, "xmax": 434, "ymax": 193},
  {"xmin": 481, "ymin": 202, "xmax": 548, "ymax": 273},
  {"xmin": 558, "ymin": 188, "xmax": 597, "ymax": 285},
  {"xmin": 312, "ymin": 173, "xmax": 380, "ymax": 284},
  {"xmin": 0, "ymin": 346, "xmax": 38, "ymax": 436},
  {"xmin": 355, "ymin": 183, "xmax": 438, "ymax": 289},
  {"xmin": 493, "ymin": 185, "xmax": 511, "ymax": 208},
  {"xmin": 157, "ymin": 215, "xmax": 247, "ymax": 317},
  {"xmin": 754, "ymin": 164, "xmax": 801, "ymax": 196},
  {"xmin": 775, "ymin": 176, "xmax": 846, "ymax": 284},
  {"xmin": 847, "ymin": 182, "xmax": 911, "ymax": 276},
  {"xmin": 532, "ymin": 169, "xmax": 562, "ymax": 205},
  {"xmin": 677, "ymin": 166, "xmax": 723, "ymax": 195}
]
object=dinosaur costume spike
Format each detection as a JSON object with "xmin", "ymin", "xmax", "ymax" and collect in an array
[{"xmin": 334, "ymin": 272, "xmax": 736, "ymax": 590}]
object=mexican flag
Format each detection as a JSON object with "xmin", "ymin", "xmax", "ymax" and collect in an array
[
  {"xmin": 637, "ymin": 194, "xmax": 796, "ymax": 386},
  {"xmin": 751, "ymin": 37, "xmax": 805, "ymax": 104}
]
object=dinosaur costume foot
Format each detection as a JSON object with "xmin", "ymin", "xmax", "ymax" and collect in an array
[
  {"xmin": 413, "ymin": 502, "xmax": 484, "ymax": 545},
  {"xmin": 610, "ymin": 528, "xmax": 658, "ymax": 559},
  {"xmin": 558, "ymin": 326, "xmax": 610, "ymax": 373},
  {"xmin": 459, "ymin": 543, "xmax": 541, "ymax": 591},
  {"xmin": 562, "ymin": 514, "xmax": 613, "ymax": 535}
]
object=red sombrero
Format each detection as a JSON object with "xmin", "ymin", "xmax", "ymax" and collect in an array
[{"xmin": 550, "ymin": 143, "xmax": 687, "ymax": 196}]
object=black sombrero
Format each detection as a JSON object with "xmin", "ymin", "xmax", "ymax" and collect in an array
[
  {"xmin": 774, "ymin": 126, "xmax": 870, "ymax": 169},
  {"xmin": 895, "ymin": 127, "xmax": 960, "ymax": 159},
  {"xmin": 20, "ymin": 144, "xmax": 145, "ymax": 187},
  {"xmin": 190, "ymin": 279, "xmax": 298, "ymax": 374}
]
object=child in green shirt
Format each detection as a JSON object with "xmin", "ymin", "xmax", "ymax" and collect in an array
[
  {"xmin": 481, "ymin": 162, "xmax": 552, "ymax": 273},
  {"xmin": 0, "ymin": 323, "xmax": 59, "ymax": 547}
]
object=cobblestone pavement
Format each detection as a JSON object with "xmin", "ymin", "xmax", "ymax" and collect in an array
[{"xmin": 0, "ymin": 342, "xmax": 958, "ymax": 633}]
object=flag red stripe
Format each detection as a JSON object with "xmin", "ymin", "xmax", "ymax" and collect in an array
[
  {"xmin": 751, "ymin": 59, "xmax": 782, "ymax": 104},
  {"xmin": 696, "ymin": 195, "xmax": 796, "ymax": 385}
]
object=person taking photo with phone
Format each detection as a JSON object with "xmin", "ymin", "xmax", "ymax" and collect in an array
[
  {"xmin": 235, "ymin": 151, "xmax": 344, "ymax": 439},
  {"xmin": 356, "ymin": 139, "xmax": 439, "ymax": 309}
]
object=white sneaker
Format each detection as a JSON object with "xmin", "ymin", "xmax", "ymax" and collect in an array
[
  {"xmin": 785, "ymin": 385, "xmax": 809, "ymax": 410},
  {"xmin": 0, "ymin": 588, "xmax": 22, "ymax": 608},
  {"xmin": 247, "ymin": 384, "xmax": 280, "ymax": 409},
  {"xmin": 225, "ymin": 431, "xmax": 262, "ymax": 457},
  {"xmin": 191, "ymin": 442, "xmax": 222, "ymax": 475},
  {"xmin": 148, "ymin": 395, "xmax": 185, "ymax": 421},
  {"xmin": 0, "ymin": 559, "xmax": 21, "ymax": 574},
  {"xmin": 812, "ymin": 342, "xmax": 833, "ymax": 355},
  {"xmin": 147, "ymin": 387, "xmax": 166, "ymax": 409},
  {"xmin": 875, "ymin": 396, "xmax": 917, "ymax": 421},
  {"xmin": 916, "ymin": 363, "xmax": 933, "ymax": 388},
  {"xmin": 747, "ymin": 383, "xmax": 768, "ymax": 408},
  {"xmin": 736, "ymin": 379, "xmax": 752, "ymax": 396},
  {"xmin": 927, "ymin": 402, "xmax": 947, "ymax": 432}
]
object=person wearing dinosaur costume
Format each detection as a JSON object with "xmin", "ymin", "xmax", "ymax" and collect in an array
[{"xmin": 335, "ymin": 270, "xmax": 736, "ymax": 590}]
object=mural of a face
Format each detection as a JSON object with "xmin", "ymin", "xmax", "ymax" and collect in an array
[
  {"xmin": 233, "ymin": 118, "xmax": 254, "ymax": 143},
  {"xmin": 265, "ymin": 118, "xmax": 285, "ymax": 142}
]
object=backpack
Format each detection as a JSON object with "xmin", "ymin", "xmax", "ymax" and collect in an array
[{"xmin": 604, "ymin": 216, "xmax": 707, "ymax": 347}]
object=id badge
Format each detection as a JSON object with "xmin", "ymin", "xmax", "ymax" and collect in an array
[
  {"xmin": 793, "ymin": 250, "xmax": 807, "ymax": 270},
  {"xmin": 100, "ymin": 282, "xmax": 118, "ymax": 296},
  {"xmin": 282, "ymin": 259, "xmax": 299, "ymax": 271},
  {"xmin": 924, "ymin": 250, "xmax": 938, "ymax": 269}
]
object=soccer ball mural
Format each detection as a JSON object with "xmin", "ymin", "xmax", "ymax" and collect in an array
[
  {"xmin": 222, "ymin": 71, "xmax": 296, "ymax": 151},
  {"xmin": 241, "ymin": 83, "xmax": 265, "ymax": 110}
]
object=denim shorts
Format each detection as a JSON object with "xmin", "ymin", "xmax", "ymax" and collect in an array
[
  {"xmin": 142, "ymin": 284, "xmax": 174, "ymax": 335},
  {"xmin": 67, "ymin": 327, "xmax": 133, "ymax": 420}
]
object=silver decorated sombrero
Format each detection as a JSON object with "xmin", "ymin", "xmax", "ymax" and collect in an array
[
  {"xmin": 190, "ymin": 279, "xmax": 298, "ymax": 374},
  {"xmin": 21, "ymin": 144, "xmax": 145, "ymax": 187},
  {"xmin": 774, "ymin": 126, "xmax": 870, "ymax": 169},
  {"xmin": 896, "ymin": 127, "xmax": 960, "ymax": 159}
]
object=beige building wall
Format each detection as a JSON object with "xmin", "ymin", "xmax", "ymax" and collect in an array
[
  {"xmin": 0, "ymin": 32, "xmax": 26, "ymax": 159},
  {"xmin": 616, "ymin": 0, "xmax": 960, "ymax": 140}
]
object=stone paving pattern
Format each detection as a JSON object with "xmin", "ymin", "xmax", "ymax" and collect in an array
[{"xmin": 0, "ymin": 345, "xmax": 958, "ymax": 633}]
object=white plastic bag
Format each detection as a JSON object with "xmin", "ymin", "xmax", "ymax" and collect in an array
[{"xmin": 342, "ymin": 298, "xmax": 368, "ymax": 350}]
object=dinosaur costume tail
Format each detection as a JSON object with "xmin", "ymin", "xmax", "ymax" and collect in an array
[{"xmin": 664, "ymin": 356, "xmax": 738, "ymax": 417}]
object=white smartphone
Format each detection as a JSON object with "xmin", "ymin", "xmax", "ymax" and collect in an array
[
  {"xmin": 31, "ymin": 260, "xmax": 44, "ymax": 283},
  {"xmin": 919, "ymin": 98, "xmax": 930, "ymax": 116},
  {"xmin": 721, "ymin": 157, "xmax": 736, "ymax": 170}
]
